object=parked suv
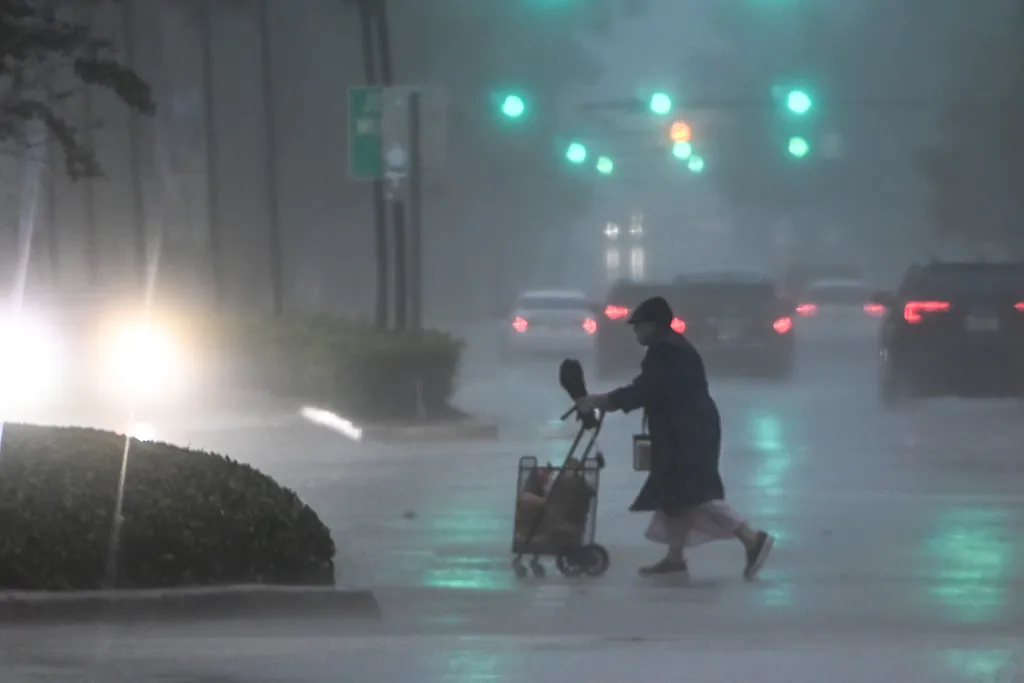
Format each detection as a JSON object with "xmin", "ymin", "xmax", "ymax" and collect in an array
[
  {"xmin": 674, "ymin": 271, "xmax": 796, "ymax": 379},
  {"xmin": 873, "ymin": 261, "xmax": 1024, "ymax": 406}
]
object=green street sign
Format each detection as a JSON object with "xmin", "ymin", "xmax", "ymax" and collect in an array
[{"xmin": 348, "ymin": 86, "xmax": 383, "ymax": 179}]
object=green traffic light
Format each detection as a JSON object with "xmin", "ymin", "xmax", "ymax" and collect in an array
[
  {"xmin": 672, "ymin": 141, "xmax": 693, "ymax": 160},
  {"xmin": 566, "ymin": 142, "xmax": 587, "ymax": 164},
  {"xmin": 687, "ymin": 155, "xmax": 705, "ymax": 173},
  {"xmin": 788, "ymin": 136, "xmax": 810, "ymax": 157},
  {"xmin": 786, "ymin": 90, "xmax": 812, "ymax": 115},
  {"xmin": 501, "ymin": 94, "xmax": 525, "ymax": 118},
  {"xmin": 649, "ymin": 92, "xmax": 672, "ymax": 115},
  {"xmin": 596, "ymin": 156, "xmax": 614, "ymax": 174}
]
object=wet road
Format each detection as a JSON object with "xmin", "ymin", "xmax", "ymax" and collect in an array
[{"xmin": 4, "ymin": 326, "xmax": 1024, "ymax": 681}]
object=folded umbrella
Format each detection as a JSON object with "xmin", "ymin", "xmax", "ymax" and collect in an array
[{"xmin": 559, "ymin": 358, "xmax": 598, "ymax": 429}]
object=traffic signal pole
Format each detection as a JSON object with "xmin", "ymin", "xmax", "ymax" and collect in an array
[
  {"xmin": 408, "ymin": 91, "xmax": 424, "ymax": 332},
  {"xmin": 373, "ymin": 0, "xmax": 408, "ymax": 332},
  {"xmin": 357, "ymin": 0, "xmax": 390, "ymax": 331}
]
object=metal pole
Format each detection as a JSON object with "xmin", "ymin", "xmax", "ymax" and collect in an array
[
  {"xmin": 374, "ymin": 0, "xmax": 394, "ymax": 84},
  {"xmin": 392, "ymin": 195, "xmax": 407, "ymax": 331},
  {"xmin": 408, "ymin": 90, "xmax": 423, "ymax": 331},
  {"xmin": 82, "ymin": 77, "xmax": 98, "ymax": 285},
  {"xmin": 123, "ymin": 0, "xmax": 147, "ymax": 287},
  {"xmin": 374, "ymin": 0, "xmax": 402, "ymax": 330},
  {"xmin": 259, "ymin": 0, "xmax": 284, "ymax": 315},
  {"xmin": 200, "ymin": 0, "xmax": 224, "ymax": 306},
  {"xmin": 45, "ymin": 125, "xmax": 58, "ymax": 287},
  {"xmin": 357, "ymin": 0, "xmax": 389, "ymax": 330}
]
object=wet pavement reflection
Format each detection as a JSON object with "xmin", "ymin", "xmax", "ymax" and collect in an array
[{"xmin": 5, "ymin": 332, "xmax": 1024, "ymax": 681}]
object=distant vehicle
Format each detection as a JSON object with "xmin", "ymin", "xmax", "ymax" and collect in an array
[
  {"xmin": 794, "ymin": 277, "xmax": 884, "ymax": 345},
  {"xmin": 674, "ymin": 271, "xmax": 795, "ymax": 379},
  {"xmin": 873, "ymin": 261, "xmax": 1024, "ymax": 406},
  {"xmin": 595, "ymin": 279, "xmax": 674, "ymax": 378},
  {"xmin": 782, "ymin": 263, "xmax": 862, "ymax": 300},
  {"xmin": 0, "ymin": 292, "xmax": 201, "ymax": 419},
  {"xmin": 503, "ymin": 289, "xmax": 598, "ymax": 359}
]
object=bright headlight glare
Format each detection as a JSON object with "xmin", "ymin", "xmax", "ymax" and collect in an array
[
  {"xmin": 106, "ymin": 322, "xmax": 182, "ymax": 395},
  {"xmin": 0, "ymin": 314, "xmax": 62, "ymax": 401}
]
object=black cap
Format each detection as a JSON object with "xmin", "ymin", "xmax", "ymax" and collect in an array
[{"xmin": 628, "ymin": 296, "xmax": 674, "ymax": 327}]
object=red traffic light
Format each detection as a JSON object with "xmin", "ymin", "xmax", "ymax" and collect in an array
[{"xmin": 669, "ymin": 121, "xmax": 691, "ymax": 142}]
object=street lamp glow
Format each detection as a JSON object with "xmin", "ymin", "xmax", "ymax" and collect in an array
[
  {"xmin": 788, "ymin": 136, "xmax": 810, "ymax": 158},
  {"xmin": 649, "ymin": 92, "xmax": 672, "ymax": 115},
  {"xmin": 566, "ymin": 142, "xmax": 587, "ymax": 164},
  {"xmin": 500, "ymin": 94, "xmax": 526, "ymax": 118},
  {"xmin": 786, "ymin": 90, "xmax": 812, "ymax": 115},
  {"xmin": 672, "ymin": 141, "xmax": 693, "ymax": 160},
  {"xmin": 687, "ymin": 155, "xmax": 705, "ymax": 173},
  {"xmin": 596, "ymin": 156, "xmax": 614, "ymax": 174}
]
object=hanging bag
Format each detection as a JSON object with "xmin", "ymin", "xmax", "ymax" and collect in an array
[{"xmin": 632, "ymin": 412, "xmax": 651, "ymax": 471}]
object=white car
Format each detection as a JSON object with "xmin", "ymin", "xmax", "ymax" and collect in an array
[
  {"xmin": 503, "ymin": 290, "xmax": 598, "ymax": 358},
  {"xmin": 793, "ymin": 278, "xmax": 884, "ymax": 345}
]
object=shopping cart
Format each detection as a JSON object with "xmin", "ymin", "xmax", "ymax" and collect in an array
[{"xmin": 511, "ymin": 404, "xmax": 610, "ymax": 579}]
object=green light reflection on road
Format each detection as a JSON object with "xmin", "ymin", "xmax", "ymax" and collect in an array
[
  {"xmin": 748, "ymin": 410, "xmax": 792, "ymax": 608},
  {"xmin": 940, "ymin": 649, "xmax": 1015, "ymax": 681},
  {"xmin": 420, "ymin": 554, "xmax": 514, "ymax": 591},
  {"xmin": 750, "ymin": 411, "xmax": 790, "ymax": 518},
  {"xmin": 432, "ymin": 647, "xmax": 508, "ymax": 682},
  {"xmin": 924, "ymin": 507, "xmax": 1015, "ymax": 624},
  {"xmin": 419, "ymin": 500, "xmax": 513, "ymax": 590}
]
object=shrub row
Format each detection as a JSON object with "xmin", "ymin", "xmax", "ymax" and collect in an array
[
  {"xmin": 205, "ymin": 315, "xmax": 462, "ymax": 421},
  {"xmin": 200, "ymin": 314, "xmax": 464, "ymax": 422}
]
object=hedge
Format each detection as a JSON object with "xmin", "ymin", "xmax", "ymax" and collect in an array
[
  {"xmin": 0, "ymin": 424, "xmax": 336, "ymax": 591},
  {"xmin": 202, "ymin": 314, "xmax": 464, "ymax": 422}
]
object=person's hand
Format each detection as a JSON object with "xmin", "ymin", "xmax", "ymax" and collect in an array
[{"xmin": 575, "ymin": 394, "xmax": 609, "ymax": 413}]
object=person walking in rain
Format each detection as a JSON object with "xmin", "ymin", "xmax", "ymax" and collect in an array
[{"xmin": 575, "ymin": 296, "xmax": 774, "ymax": 579}]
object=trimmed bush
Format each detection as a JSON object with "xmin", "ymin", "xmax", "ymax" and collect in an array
[
  {"xmin": 0, "ymin": 424, "xmax": 335, "ymax": 591},
  {"xmin": 206, "ymin": 314, "xmax": 464, "ymax": 422}
]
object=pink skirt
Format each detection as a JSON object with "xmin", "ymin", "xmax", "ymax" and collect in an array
[{"xmin": 644, "ymin": 500, "xmax": 746, "ymax": 547}]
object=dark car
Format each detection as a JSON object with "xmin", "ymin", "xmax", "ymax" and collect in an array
[
  {"xmin": 595, "ymin": 279, "xmax": 677, "ymax": 378},
  {"xmin": 782, "ymin": 263, "xmax": 862, "ymax": 301},
  {"xmin": 673, "ymin": 271, "xmax": 796, "ymax": 379},
  {"xmin": 873, "ymin": 261, "xmax": 1024, "ymax": 406}
]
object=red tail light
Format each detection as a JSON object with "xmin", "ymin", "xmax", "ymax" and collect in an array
[
  {"xmin": 863, "ymin": 303, "xmax": 885, "ymax": 317},
  {"xmin": 1015, "ymin": 302, "xmax": 1024, "ymax": 311},
  {"xmin": 773, "ymin": 316, "xmax": 793, "ymax": 334},
  {"xmin": 796, "ymin": 303, "xmax": 817, "ymax": 317},
  {"xmin": 670, "ymin": 317, "xmax": 686, "ymax": 334},
  {"xmin": 904, "ymin": 300, "xmax": 950, "ymax": 324},
  {"xmin": 512, "ymin": 316, "xmax": 528, "ymax": 333},
  {"xmin": 582, "ymin": 318, "xmax": 597, "ymax": 334},
  {"xmin": 604, "ymin": 305, "xmax": 629, "ymax": 320}
]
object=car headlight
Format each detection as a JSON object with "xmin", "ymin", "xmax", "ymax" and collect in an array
[
  {"xmin": 104, "ymin": 321, "xmax": 184, "ymax": 397},
  {"xmin": 0, "ymin": 313, "xmax": 62, "ymax": 402}
]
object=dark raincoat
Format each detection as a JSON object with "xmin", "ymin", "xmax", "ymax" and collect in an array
[{"xmin": 606, "ymin": 330, "xmax": 724, "ymax": 514}]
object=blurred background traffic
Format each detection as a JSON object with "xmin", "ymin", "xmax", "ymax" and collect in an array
[{"xmin": 3, "ymin": 0, "xmax": 1017, "ymax": 326}]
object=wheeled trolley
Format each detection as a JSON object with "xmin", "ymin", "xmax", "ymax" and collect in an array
[{"xmin": 511, "ymin": 406, "xmax": 610, "ymax": 578}]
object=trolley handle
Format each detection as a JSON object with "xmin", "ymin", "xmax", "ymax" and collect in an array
[
  {"xmin": 561, "ymin": 404, "xmax": 602, "ymax": 431},
  {"xmin": 561, "ymin": 405, "xmax": 599, "ymax": 421}
]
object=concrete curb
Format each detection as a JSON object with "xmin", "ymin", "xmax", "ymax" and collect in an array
[
  {"xmin": 362, "ymin": 419, "xmax": 500, "ymax": 443},
  {"xmin": 0, "ymin": 585, "xmax": 381, "ymax": 624}
]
